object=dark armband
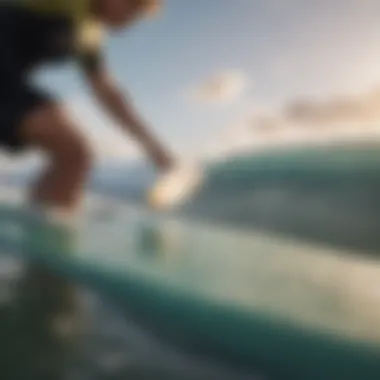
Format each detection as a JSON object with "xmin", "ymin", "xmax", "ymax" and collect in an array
[{"xmin": 78, "ymin": 49, "xmax": 104, "ymax": 74}]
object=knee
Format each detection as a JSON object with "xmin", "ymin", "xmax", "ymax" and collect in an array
[
  {"xmin": 54, "ymin": 130, "xmax": 93, "ymax": 172},
  {"xmin": 24, "ymin": 104, "xmax": 94, "ymax": 171}
]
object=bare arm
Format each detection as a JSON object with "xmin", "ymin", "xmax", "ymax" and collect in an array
[{"xmin": 84, "ymin": 67, "xmax": 173, "ymax": 171}]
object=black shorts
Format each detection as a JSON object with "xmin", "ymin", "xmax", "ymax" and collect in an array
[{"xmin": 0, "ymin": 6, "xmax": 71, "ymax": 151}]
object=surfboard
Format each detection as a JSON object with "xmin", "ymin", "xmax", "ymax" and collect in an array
[{"xmin": 0, "ymin": 190, "xmax": 379, "ymax": 379}]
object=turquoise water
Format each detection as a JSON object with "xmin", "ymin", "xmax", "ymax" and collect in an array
[
  {"xmin": 0, "ymin": 192, "xmax": 261, "ymax": 380},
  {"xmin": 0, "ymin": 254, "xmax": 258, "ymax": 380},
  {"xmin": 1, "ymin": 194, "xmax": 380, "ymax": 379},
  {"xmin": 89, "ymin": 144, "xmax": 380, "ymax": 253},
  {"xmin": 1, "ymin": 143, "xmax": 380, "ymax": 379},
  {"xmin": 179, "ymin": 144, "xmax": 380, "ymax": 253}
]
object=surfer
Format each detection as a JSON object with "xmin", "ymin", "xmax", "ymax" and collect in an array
[{"xmin": 0, "ymin": 0, "xmax": 200, "ymax": 222}]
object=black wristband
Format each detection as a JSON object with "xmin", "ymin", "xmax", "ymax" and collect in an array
[{"xmin": 79, "ymin": 50, "xmax": 104, "ymax": 74}]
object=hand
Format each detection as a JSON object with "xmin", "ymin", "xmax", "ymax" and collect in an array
[{"xmin": 148, "ymin": 163, "xmax": 204, "ymax": 210}]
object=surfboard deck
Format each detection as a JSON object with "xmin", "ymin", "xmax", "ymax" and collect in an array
[{"xmin": 0, "ymin": 192, "xmax": 380, "ymax": 379}]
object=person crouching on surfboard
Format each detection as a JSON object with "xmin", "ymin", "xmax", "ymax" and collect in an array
[{"xmin": 0, "ymin": 0, "xmax": 201, "ymax": 222}]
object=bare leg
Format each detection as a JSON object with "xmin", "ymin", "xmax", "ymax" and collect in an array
[
  {"xmin": 19, "ymin": 104, "xmax": 92, "ymax": 215},
  {"xmin": 29, "ymin": 153, "xmax": 88, "ymax": 209}
]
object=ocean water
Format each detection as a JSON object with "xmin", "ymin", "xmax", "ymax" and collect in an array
[
  {"xmin": 0, "ymin": 254, "xmax": 260, "ymax": 380},
  {"xmin": 1, "ymin": 143, "xmax": 380, "ymax": 379},
  {"xmin": 90, "ymin": 144, "xmax": 380, "ymax": 254}
]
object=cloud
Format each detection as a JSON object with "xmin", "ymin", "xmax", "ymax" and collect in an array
[
  {"xmin": 189, "ymin": 70, "xmax": 249, "ymax": 104},
  {"xmin": 206, "ymin": 85, "xmax": 380, "ymax": 160},
  {"xmin": 285, "ymin": 88, "xmax": 380, "ymax": 125}
]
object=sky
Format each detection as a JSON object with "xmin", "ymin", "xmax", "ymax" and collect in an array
[{"xmin": 4, "ymin": 0, "xmax": 380, "ymax": 169}]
